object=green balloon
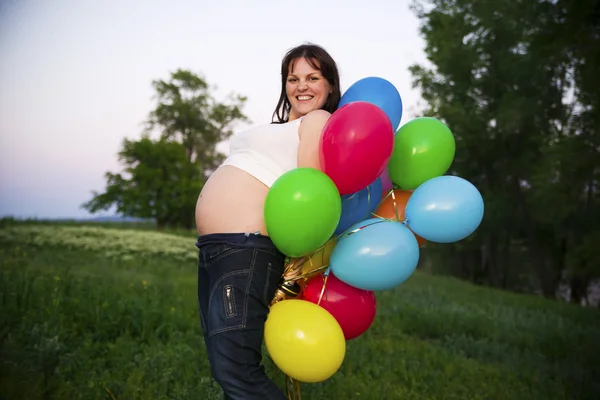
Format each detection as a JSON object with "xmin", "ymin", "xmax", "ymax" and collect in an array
[
  {"xmin": 387, "ymin": 117, "xmax": 456, "ymax": 190},
  {"xmin": 264, "ymin": 168, "xmax": 342, "ymax": 257}
]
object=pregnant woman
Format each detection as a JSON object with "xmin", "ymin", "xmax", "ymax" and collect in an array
[{"xmin": 194, "ymin": 43, "xmax": 341, "ymax": 399}]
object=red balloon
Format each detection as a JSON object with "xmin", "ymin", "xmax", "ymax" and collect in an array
[
  {"xmin": 319, "ymin": 102, "xmax": 394, "ymax": 195},
  {"xmin": 301, "ymin": 272, "xmax": 376, "ymax": 340}
]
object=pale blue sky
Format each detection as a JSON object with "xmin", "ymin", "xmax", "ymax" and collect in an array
[{"xmin": 0, "ymin": 0, "xmax": 429, "ymax": 219}]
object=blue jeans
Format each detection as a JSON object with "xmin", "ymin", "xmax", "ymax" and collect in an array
[{"xmin": 196, "ymin": 232, "xmax": 288, "ymax": 400}]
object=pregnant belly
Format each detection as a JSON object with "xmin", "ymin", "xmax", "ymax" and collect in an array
[{"xmin": 195, "ymin": 166, "xmax": 271, "ymax": 236}]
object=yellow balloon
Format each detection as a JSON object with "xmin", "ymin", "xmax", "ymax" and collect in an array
[{"xmin": 264, "ymin": 299, "xmax": 346, "ymax": 383}]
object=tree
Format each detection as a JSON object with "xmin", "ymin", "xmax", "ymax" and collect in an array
[
  {"xmin": 145, "ymin": 69, "xmax": 249, "ymax": 175},
  {"xmin": 83, "ymin": 70, "xmax": 249, "ymax": 229},
  {"xmin": 409, "ymin": 0, "xmax": 599, "ymax": 302},
  {"xmin": 552, "ymin": 0, "xmax": 600, "ymax": 303},
  {"xmin": 82, "ymin": 138, "xmax": 203, "ymax": 229}
]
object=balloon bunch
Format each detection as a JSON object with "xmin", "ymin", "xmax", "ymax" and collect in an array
[{"xmin": 263, "ymin": 77, "xmax": 485, "ymax": 397}]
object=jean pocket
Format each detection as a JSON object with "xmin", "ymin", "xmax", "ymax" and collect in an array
[
  {"xmin": 252, "ymin": 248, "xmax": 285, "ymax": 305},
  {"xmin": 206, "ymin": 270, "xmax": 249, "ymax": 337},
  {"xmin": 202, "ymin": 244, "xmax": 243, "ymax": 267}
]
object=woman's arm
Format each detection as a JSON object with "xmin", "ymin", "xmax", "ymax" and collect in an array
[{"xmin": 297, "ymin": 110, "xmax": 331, "ymax": 170}]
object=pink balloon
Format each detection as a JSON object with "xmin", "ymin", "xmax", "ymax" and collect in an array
[
  {"xmin": 319, "ymin": 102, "xmax": 394, "ymax": 195},
  {"xmin": 301, "ymin": 272, "xmax": 376, "ymax": 340},
  {"xmin": 379, "ymin": 167, "xmax": 393, "ymax": 196}
]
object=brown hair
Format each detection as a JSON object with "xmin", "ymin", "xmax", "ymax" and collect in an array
[{"xmin": 272, "ymin": 43, "xmax": 341, "ymax": 123}]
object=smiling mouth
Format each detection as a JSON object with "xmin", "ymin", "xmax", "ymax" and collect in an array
[{"xmin": 296, "ymin": 95, "xmax": 314, "ymax": 101}]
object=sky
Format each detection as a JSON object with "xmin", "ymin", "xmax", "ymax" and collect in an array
[{"xmin": 0, "ymin": 0, "xmax": 430, "ymax": 219}]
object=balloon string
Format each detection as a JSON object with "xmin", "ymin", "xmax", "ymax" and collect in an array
[
  {"xmin": 316, "ymin": 273, "xmax": 330, "ymax": 306},
  {"xmin": 281, "ymin": 238, "xmax": 332, "ymax": 283},
  {"xmin": 369, "ymin": 188, "xmax": 407, "ymax": 224},
  {"xmin": 283, "ymin": 256, "xmax": 307, "ymax": 278},
  {"xmin": 362, "ymin": 184, "xmax": 373, "ymax": 222},
  {"xmin": 286, "ymin": 264, "xmax": 329, "ymax": 282},
  {"xmin": 377, "ymin": 187, "xmax": 395, "ymax": 209},
  {"xmin": 389, "ymin": 189, "xmax": 408, "ymax": 224},
  {"xmin": 390, "ymin": 189, "xmax": 400, "ymax": 221},
  {"xmin": 272, "ymin": 347, "xmax": 301, "ymax": 399},
  {"xmin": 290, "ymin": 186, "xmax": 402, "ymax": 257},
  {"xmin": 279, "ymin": 185, "xmax": 409, "ymax": 291},
  {"xmin": 330, "ymin": 185, "xmax": 382, "ymax": 241},
  {"xmin": 286, "ymin": 375, "xmax": 302, "ymax": 399},
  {"xmin": 330, "ymin": 187, "xmax": 410, "ymax": 241},
  {"xmin": 334, "ymin": 218, "xmax": 386, "ymax": 241}
]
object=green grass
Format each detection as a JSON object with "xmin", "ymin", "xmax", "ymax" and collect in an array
[{"xmin": 1, "ymin": 223, "xmax": 599, "ymax": 399}]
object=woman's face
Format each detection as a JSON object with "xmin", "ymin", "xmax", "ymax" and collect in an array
[{"xmin": 285, "ymin": 57, "xmax": 331, "ymax": 121}]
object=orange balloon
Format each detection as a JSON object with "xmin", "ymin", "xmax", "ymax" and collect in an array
[{"xmin": 374, "ymin": 189, "xmax": 427, "ymax": 247}]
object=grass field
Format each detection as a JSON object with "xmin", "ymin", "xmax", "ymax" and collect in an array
[{"xmin": 1, "ymin": 222, "xmax": 599, "ymax": 399}]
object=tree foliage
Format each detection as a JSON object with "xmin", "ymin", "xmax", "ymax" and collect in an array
[
  {"xmin": 146, "ymin": 69, "xmax": 249, "ymax": 174},
  {"xmin": 83, "ymin": 70, "xmax": 249, "ymax": 229},
  {"xmin": 82, "ymin": 138, "xmax": 203, "ymax": 229},
  {"xmin": 410, "ymin": 0, "xmax": 600, "ymax": 303}
]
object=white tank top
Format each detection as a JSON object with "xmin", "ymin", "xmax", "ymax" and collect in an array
[{"xmin": 220, "ymin": 118, "xmax": 303, "ymax": 187}]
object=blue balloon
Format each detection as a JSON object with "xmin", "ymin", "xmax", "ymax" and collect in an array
[
  {"xmin": 334, "ymin": 178, "xmax": 383, "ymax": 235},
  {"xmin": 330, "ymin": 218, "xmax": 420, "ymax": 291},
  {"xmin": 405, "ymin": 176, "xmax": 484, "ymax": 243},
  {"xmin": 339, "ymin": 77, "xmax": 403, "ymax": 130}
]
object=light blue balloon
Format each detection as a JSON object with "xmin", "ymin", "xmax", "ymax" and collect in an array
[
  {"xmin": 330, "ymin": 218, "xmax": 420, "ymax": 291},
  {"xmin": 405, "ymin": 175, "xmax": 484, "ymax": 243},
  {"xmin": 334, "ymin": 177, "xmax": 383, "ymax": 235},
  {"xmin": 339, "ymin": 77, "xmax": 403, "ymax": 130}
]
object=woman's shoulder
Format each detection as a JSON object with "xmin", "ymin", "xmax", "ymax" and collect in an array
[
  {"xmin": 298, "ymin": 110, "xmax": 331, "ymax": 138},
  {"xmin": 300, "ymin": 110, "xmax": 330, "ymax": 124}
]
